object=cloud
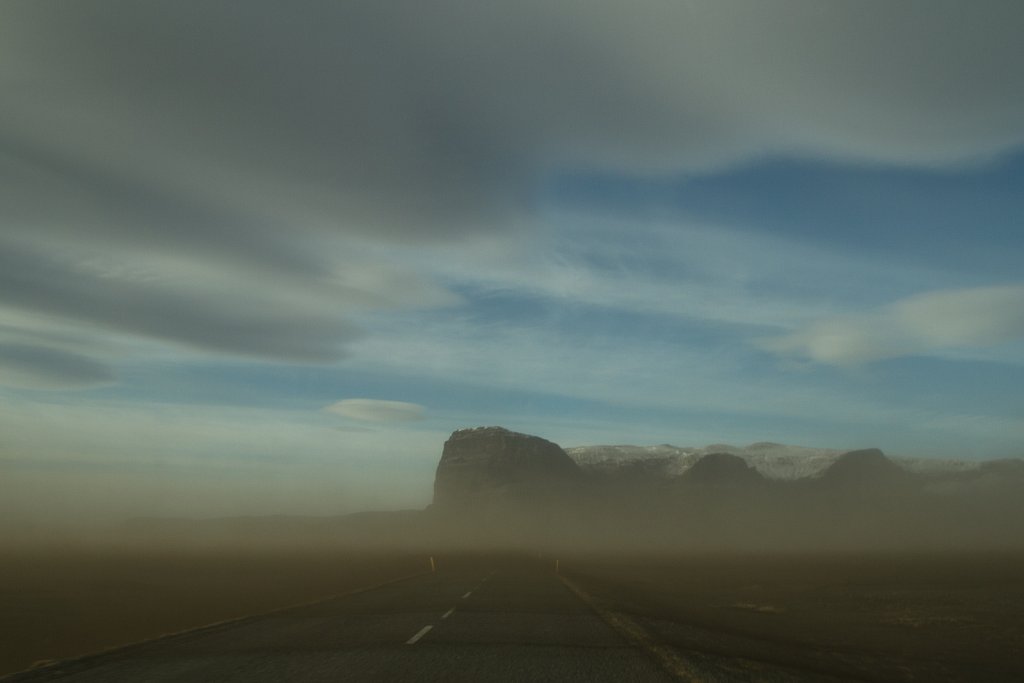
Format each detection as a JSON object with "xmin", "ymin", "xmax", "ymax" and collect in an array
[
  {"xmin": 404, "ymin": 214, "xmax": 950, "ymax": 332},
  {"xmin": 5, "ymin": 3, "xmax": 1024, "ymax": 238},
  {"xmin": 0, "ymin": 1, "xmax": 1022, "ymax": 367},
  {"xmin": 0, "ymin": 240, "xmax": 365, "ymax": 362},
  {"xmin": 325, "ymin": 399, "xmax": 427, "ymax": 422},
  {"xmin": 0, "ymin": 343, "xmax": 114, "ymax": 389},
  {"xmin": 760, "ymin": 285, "xmax": 1024, "ymax": 364}
]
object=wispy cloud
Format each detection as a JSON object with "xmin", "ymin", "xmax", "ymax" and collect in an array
[
  {"xmin": 0, "ymin": 343, "xmax": 114, "ymax": 389},
  {"xmin": 0, "ymin": 240, "xmax": 364, "ymax": 363},
  {"xmin": 405, "ymin": 215, "xmax": 943, "ymax": 329},
  {"xmin": 760, "ymin": 285, "xmax": 1024, "ymax": 364},
  {"xmin": 325, "ymin": 399, "xmax": 426, "ymax": 422},
  {"xmin": 1, "ymin": 1, "xmax": 1022, "ymax": 374}
]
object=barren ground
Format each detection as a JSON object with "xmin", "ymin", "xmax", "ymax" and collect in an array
[
  {"xmin": 0, "ymin": 547, "xmax": 426, "ymax": 676},
  {"xmin": 566, "ymin": 552, "xmax": 1024, "ymax": 682},
  {"xmin": 4, "ymin": 548, "xmax": 1023, "ymax": 681}
]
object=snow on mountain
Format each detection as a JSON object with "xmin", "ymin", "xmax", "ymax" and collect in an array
[
  {"xmin": 566, "ymin": 442, "xmax": 842, "ymax": 480},
  {"xmin": 563, "ymin": 444, "xmax": 699, "ymax": 477},
  {"xmin": 733, "ymin": 443, "xmax": 844, "ymax": 479},
  {"xmin": 566, "ymin": 442, "xmax": 984, "ymax": 481}
]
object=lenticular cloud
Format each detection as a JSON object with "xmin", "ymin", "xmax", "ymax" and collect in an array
[{"xmin": 325, "ymin": 399, "xmax": 427, "ymax": 422}]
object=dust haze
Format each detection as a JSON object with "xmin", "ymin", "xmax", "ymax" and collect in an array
[
  {"xmin": 4, "ymin": 3, "xmax": 1024, "ymax": 678},
  {"xmin": 7, "ymin": 425, "xmax": 1023, "ymax": 555},
  {"xmin": 4, "ymin": 425, "xmax": 1024, "ymax": 678}
]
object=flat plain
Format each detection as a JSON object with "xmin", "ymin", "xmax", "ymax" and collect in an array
[
  {"xmin": 0, "ymin": 547, "xmax": 425, "ymax": 677},
  {"xmin": 3, "ymin": 548, "xmax": 1023, "ymax": 681},
  {"xmin": 566, "ymin": 552, "xmax": 1024, "ymax": 682}
]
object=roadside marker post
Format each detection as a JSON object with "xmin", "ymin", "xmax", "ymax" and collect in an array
[{"xmin": 430, "ymin": 556, "xmax": 436, "ymax": 572}]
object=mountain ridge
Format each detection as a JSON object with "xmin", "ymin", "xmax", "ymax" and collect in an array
[{"xmin": 565, "ymin": 441, "xmax": 1002, "ymax": 480}]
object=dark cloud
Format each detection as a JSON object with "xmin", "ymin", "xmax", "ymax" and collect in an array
[
  {"xmin": 1, "ymin": 1, "xmax": 1023, "ymax": 365},
  {"xmin": 0, "ymin": 1, "xmax": 527, "ymax": 242},
  {"xmin": 4, "ymin": 1, "xmax": 1021, "ymax": 241},
  {"xmin": 0, "ymin": 242, "xmax": 360, "ymax": 362},
  {"xmin": 0, "ymin": 343, "xmax": 114, "ymax": 389},
  {"xmin": 0, "ymin": 131, "xmax": 328, "ymax": 277}
]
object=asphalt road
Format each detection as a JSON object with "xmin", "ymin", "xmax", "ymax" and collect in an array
[{"xmin": 4, "ymin": 556, "xmax": 679, "ymax": 682}]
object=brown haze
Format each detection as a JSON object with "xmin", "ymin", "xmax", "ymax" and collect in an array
[{"xmin": 3, "ymin": 426, "xmax": 1024, "ymax": 679}]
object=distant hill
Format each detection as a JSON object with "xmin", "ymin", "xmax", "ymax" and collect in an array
[
  {"xmin": 566, "ymin": 441, "xmax": 999, "ymax": 481},
  {"xmin": 566, "ymin": 442, "xmax": 845, "ymax": 479},
  {"xmin": 817, "ymin": 448, "xmax": 912, "ymax": 488},
  {"xmin": 679, "ymin": 452, "xmax": 764, "ymax": 486},
  {"xmin": 122, "ymin": 428, "xmax": 1024, "ymax": 553}
]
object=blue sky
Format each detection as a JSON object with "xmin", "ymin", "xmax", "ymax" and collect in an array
[{"xmin": 1, "ymin": 2, "xmax": 1022, "ymax": 523}]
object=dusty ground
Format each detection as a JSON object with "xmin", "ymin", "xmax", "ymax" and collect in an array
[
  {"xmin": 4, "ymin": 547, "xmax": 1022, "ymax": 681},
  {"xmin": 0, "ymin": 546, "xmax": 426, "ymax": 677},
  {"xmin": 566, "ymin": 552, "xmax": 1024, "ymax": 682}
]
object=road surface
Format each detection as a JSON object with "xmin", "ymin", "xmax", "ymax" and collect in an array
[{"xmin": 4, "ymin": 556, "xmax": 681, "ymax": 682}]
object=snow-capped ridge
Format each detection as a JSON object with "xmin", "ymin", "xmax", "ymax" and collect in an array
[{"xmin": 567, "ymin": 441, "xmax": 842, "ymax": 480}]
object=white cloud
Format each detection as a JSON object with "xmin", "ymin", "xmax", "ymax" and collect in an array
[
  {"xmin": 325, "ymin": 398, "xmax": 426, "ymax": 422},
  {"xmin": 760, "ymin": 285, "xmax": 1024, "ymax": 364}
]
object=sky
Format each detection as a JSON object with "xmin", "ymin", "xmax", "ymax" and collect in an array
[{"xmin": 1, "ymin": 1, "xmax": 1023, "ymax": 524}]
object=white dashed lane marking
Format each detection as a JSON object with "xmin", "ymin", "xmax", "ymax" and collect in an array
[
  {"xmin": 406, "ymin": 573, "xmax": 493, "ymax": 645},
  {"xmin": 405, "ymin": 625, "xmax": 433, "ymax": 645}
]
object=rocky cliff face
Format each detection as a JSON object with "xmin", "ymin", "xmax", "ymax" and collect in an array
[{"xmin": 432, "ymin": 426, "xmax": 582, "ymax": 510}]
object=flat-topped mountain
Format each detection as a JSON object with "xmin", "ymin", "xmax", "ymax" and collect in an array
[{"xmin": 432, "ymin": 426, "xmax": 582, "ymax": 510}]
